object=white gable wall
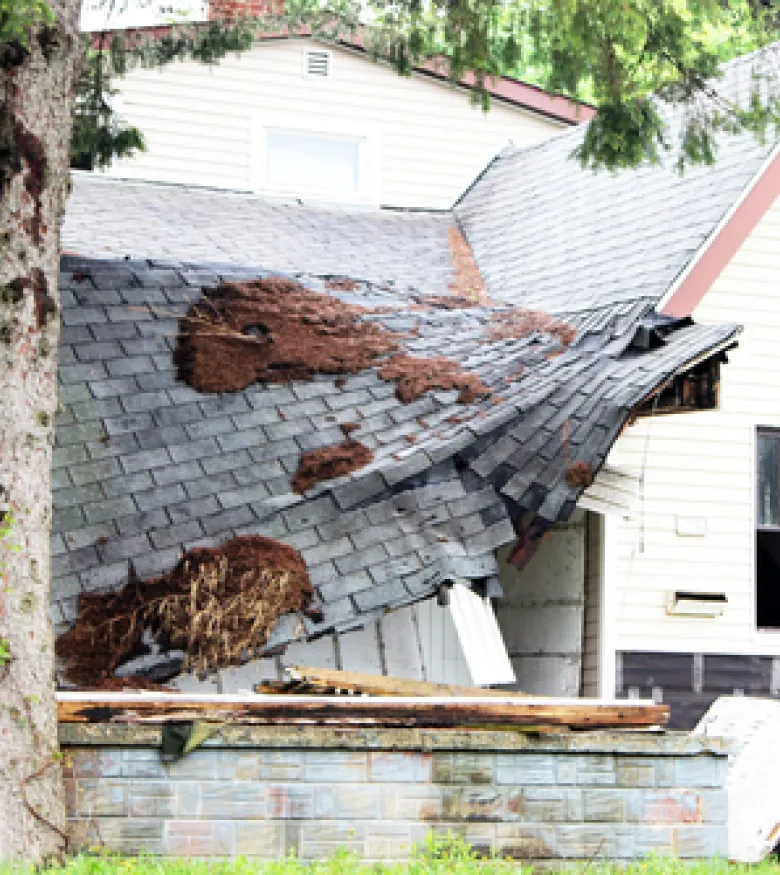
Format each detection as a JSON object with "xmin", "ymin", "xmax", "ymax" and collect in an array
[
  {"xmin": 102, "ymin": 37, "xmax": 564, "ymax": 209},
  {"xmin": 604, "ymin": 191, "xmax": 780, "ymax": 658}
]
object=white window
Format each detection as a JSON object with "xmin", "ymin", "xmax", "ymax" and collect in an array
[
  {"xmin": 252, "ymin": 114, "xmax": 380, "ymax": 205},
  {"xmin": 266, "ymin": 130, "xmax": 361, "ymax": 196}
]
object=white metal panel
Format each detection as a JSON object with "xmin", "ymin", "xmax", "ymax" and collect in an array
[
  {"xmin": 282, "ymin": 634, "xmax": 338, "ymax": 672},
  {"xmin": 694, "ymin": 696, "xmax": 780, "ymax": 862},
  {"xmin": 380, "ymin": 607, "xmax": 424, "ymax": 680},
  {"xmin": 448, "ymin": 584, "xmax": 515, "ymax": 685},
  {"xmin": 415, "ymin": 598, "xmax": 472, "ymax": 685},
  {"xmin": 338, "ymin": 623, "xmax": 384, "ymax": 675}
]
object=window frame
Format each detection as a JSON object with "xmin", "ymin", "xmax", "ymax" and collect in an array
[
  {"xmin": 250, "ymin": 112, "xmax": 381, "ymax": 206},
  {"xmin": 755, "ymin": 427, "xmax": 780, "ymax": 631}
]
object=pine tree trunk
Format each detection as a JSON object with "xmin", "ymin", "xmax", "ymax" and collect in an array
[{"xmin": 0, "ymin": 1, "xmax": 81, "ymax": 863}]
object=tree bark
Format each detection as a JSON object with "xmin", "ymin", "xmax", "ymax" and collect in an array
[{"xmin": 0, "ymin": 1, "xmax": 81, "ymax": 863}]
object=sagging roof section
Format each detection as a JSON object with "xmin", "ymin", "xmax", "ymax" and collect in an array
[{"xmin": 53, "ymin": 255, "xmax": 738, "ymax": 668}]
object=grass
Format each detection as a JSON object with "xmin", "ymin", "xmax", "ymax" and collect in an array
[{"xmin": 2, "ymin": 837, "xmax": 780, "ymax": 875}]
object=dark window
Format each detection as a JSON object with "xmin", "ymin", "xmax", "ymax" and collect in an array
[{"xmin": 757, "ymin": 429, "xmax": 780, "ymax": 628}]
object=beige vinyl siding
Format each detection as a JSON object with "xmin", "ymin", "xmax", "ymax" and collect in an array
[
  {"xmin": 105, "ymin": 38, "xmax": 563, "ymax": 209},
  {"xmin": 606, "ymin": 190, "xmax": 780, "ymax": 656},
  {"xmin": 581, "ymin": 512, "xmax": 601, "ymax": 696}
]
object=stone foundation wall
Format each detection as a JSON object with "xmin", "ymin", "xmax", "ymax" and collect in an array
[{"xmin": 61, "ymin": 725, "xmax": 731, "ymax": 862}]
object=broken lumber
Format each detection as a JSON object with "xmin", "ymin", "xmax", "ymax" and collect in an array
[
  {"xmin": 56, "ymin": 692, "xmax": 668, "ymax": 729},
  {"xmin": 263, "ymin": 665, "xmax": 529, "ymax": 698}
]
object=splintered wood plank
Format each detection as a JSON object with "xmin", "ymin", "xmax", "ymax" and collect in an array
[
  {"xmin": 56, "ymin": 692, "xmax": 669, "ymax": 728},
  {"xmin": 284, "ymin": 665, "xmax": 529, "ymax": 699}
]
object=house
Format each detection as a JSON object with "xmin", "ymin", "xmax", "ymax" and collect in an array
[
  {"xmin": 54, "ymin": 43, "xmax": 780, "ymax": 728},
  {"xmin": 77, "ymin": 7, "xmax": 592, "ymax": 209}
]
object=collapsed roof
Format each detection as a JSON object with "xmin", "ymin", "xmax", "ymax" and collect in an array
[
  {"xmin": 54, "ymin": 46, "xmax": 780, "ymax": 679},
  {"xmin": 53, "ymin": 252, "xmax": 736, "ymax": 680}
]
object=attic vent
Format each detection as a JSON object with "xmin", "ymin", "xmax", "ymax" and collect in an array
[{"xmin": 304, "ymin": 49, "xmax": 331, "ymax": 78}]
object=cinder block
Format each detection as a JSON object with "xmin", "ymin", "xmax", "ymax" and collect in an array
[
  {"xmin": 616, "ymin": 756, "xmax": 657, "ymax": 788},
  {"xmin": 506, "ymin": 787, "xmax": 583, "ymax": 823},
  {"xmin": 673, "ymin": 756, "xmax": 727, "ymax": 788},
  {"xmin": 234, "ymin": 822, "xmax": 285, "ymax": 858},
  {"xmin": 673, "ymin": 825, "xmax": 727, "ymax": 858},
  {"xmin": 316, "ymin": 784, "xmax": 381, "ymax": 820},
  {"xmin": 369, "ymin": 752, "xmax": 432, "ymax": 784},
  {"xmin": 299, "ymin": 823, "xmax": 365, "ymax": 859},
  {"xmin": 441, "ymin": 788, "xmax": 505, "ymax": 822},
  {"xmin": 200, "ymin": 784, "xmax": 267, "ymax": 819},
  {"xmin": 267, "ymin": 785, "xmax": 316, "ymax": 820},
  {"xmin": 304, "ymin": 752, "xmax": 367, "ymax": 783},
  {"xmin": 582, "ymin": 789, "xmax": 628, "ymax": 822},
  {"xmin": 496, "ymin": 754, "xmax": 555, "ymax": 785},
  {"xmin": 73, "ymin": 779, "xmax": 127, "ymax": 817}
]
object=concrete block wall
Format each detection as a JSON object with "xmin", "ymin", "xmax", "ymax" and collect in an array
[{"xmin": 61, "ymin": 726, "xmax": 731, "ymax": 862}]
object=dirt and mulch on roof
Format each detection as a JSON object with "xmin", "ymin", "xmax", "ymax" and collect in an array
[
  {"xmin": 172, "ymin": 276, "xmax": 575, "ymax": 491},
  {"xmin": 58, "ymin": 275, "xmax": 580, "ymax": 689},
  {"xmin": 57, "ymin": 535, "xmax": 314, "ymax": 688},
  {"xmin": 174, "ymin": 275, "xmax": 573, "ymax": 402}
]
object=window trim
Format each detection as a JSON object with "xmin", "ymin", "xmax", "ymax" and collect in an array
[
  {"xmin": 250, "ymin": 112, "xmax": 381, "ymax": 206},
  {"xmin": 755, "ymin": 427, "xmax": 780, "ymax": 631}
]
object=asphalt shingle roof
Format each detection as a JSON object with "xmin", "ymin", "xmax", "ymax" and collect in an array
[
  {"xmin": 55, "ymin": 47, "xmax": 777, "ymax": 672},
  {"xmin": 52, "ymin": 254, "xmax": 738, "ymax": 662},
  {"xmin": 64, "ymin": 176, "xmax": 454, "ymax": 295},
  {"xmin": 455, "ymin": 45, "xmax": 779, "ymax": 313}
]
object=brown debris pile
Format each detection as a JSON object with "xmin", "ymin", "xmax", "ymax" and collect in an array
[
  {"xmin": 488, "ymin": 308, "xmax": 577, "ymax": 348},
  {"xmin": 292, "ymin": 439, "xmax": 373, "ymax": 493},
  {"xmin": 420, "ymin": 294, "xmax": 479, "ymax": 310},
  {"xmin": 448, "ymin": 225, "xmax": 486, "ymax": 303},
  {"xmin": 324, "ymin": 277, "xmax": 358, "ymax": 292},
  {"xmin": 565, "ymin": 461, "xmax": 594, "ymax": 488},
  {"xmin": 56, "ymin": 536, "xmax": 312, "ymax": 685},
  {"xmin": 379, "ymin": 354, "xmax": 492, "ymax": 405},
  {"xmin": 175, "ymin": 277, "xmax": 399, "ymax": 393}
]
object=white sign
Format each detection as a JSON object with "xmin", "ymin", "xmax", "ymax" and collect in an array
[{"xmin": 80, "ymin": 0, "xmax": 208, "ymax": 32}]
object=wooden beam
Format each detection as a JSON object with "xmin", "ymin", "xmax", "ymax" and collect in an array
[
  {"xmin": 269, "ymin": 665, "xmax": 530, "ymax": 699},
  {"xmin": 56, "ymin": 692, "xmax": 668, "ymax": 729}
]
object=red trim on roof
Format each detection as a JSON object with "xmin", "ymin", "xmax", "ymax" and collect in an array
[
  {"xmin": 662, "ymin": 149, "xmax": 780, "ymax": 318},
  {"xmin": 87, "ymin": 7, "xmax": 592, "ymax": 126},
  {"xmin": 418, "ymin": 64, "xmax": 595, "ymax": 125}
]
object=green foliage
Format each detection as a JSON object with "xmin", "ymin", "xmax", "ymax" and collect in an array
[
  {"xmin": 6, "ymin": 847, "xmax": 780, "ymax": 874},
  {"xmin": 0, "ymin": 636, "xmax": 10, "ymax": 668},
  {"xmin": 73, "ymin": 17, "xmax": 259, "ymax": 169},
  {"xmin": 0, "ymin": 0, "xmax": 52, "ymax": 48},
  {"xmin": 73, "ymin": 0, "xmax": 780, "ymax": 172},
  {"xmin": 363, "ymin": 0, "xmax": 780, "ymax": 171}
]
